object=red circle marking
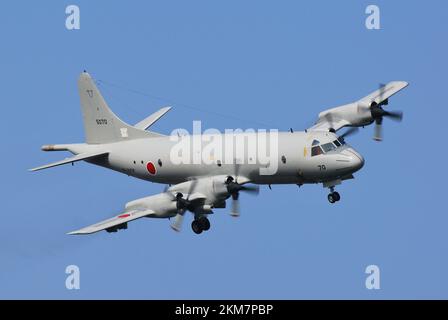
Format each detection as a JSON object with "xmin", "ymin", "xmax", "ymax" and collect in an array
[{"xmin": 146, "ymin": 162, "xmax": 156, "ymax": 175}]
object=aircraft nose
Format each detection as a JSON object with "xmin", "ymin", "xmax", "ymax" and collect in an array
[{"xmin": 346, "ymin": 148, "xmax": 365, "ymax": 172}]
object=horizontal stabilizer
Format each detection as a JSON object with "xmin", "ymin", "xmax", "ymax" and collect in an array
[
  {"xmin": 67, "ymin": 209, "xmax": 155, "ymax": 235},
  {"xmin": 29, "ymin": 151, "xmax": 109, "ymax": 172},
  {"xmin": 134, "ymin": 106, "xmax": 172, "ymax": 130}
]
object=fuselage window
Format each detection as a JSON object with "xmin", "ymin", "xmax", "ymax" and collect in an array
[
  {"xmin": 321, "ymin": 142, "xmax": 336, "ymax": 153},
  {"xmin": 311, "ymin": 146, "xmax": 323, "ymax": 156}
]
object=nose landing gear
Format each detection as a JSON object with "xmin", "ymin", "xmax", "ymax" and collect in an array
[{"xmin": 327, "ymin": 186, "xmax": 341, "ymax": 204}]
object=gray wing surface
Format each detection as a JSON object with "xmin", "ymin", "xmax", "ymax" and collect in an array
[{"xmin": 67, "ymin": 209, "xmax": 156, "ymax": 235}]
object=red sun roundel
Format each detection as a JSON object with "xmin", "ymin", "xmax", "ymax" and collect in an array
[{"xmin": 146, "ymin": 162, "xmax": 156, "ymax": 175}]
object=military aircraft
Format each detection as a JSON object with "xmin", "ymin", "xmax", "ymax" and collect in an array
[{"xmin": 30, "ymin": 72, "xmax": 408, "ymax": 235}]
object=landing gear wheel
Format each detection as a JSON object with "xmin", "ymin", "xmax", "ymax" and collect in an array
[
  {"xmin": 328, "ymin": 192, "xmax": 341, "ymax": 203},
  {"xmin": 191, "ymin": 220, "xmax": 203, "ymax": 234},
  {"xmin": 198, "ymin": 216, "xmax": 210, "ymax": 231},
  {"xmin": 333, "ymin": 192, "xmax": 341, "ymax": 202}
]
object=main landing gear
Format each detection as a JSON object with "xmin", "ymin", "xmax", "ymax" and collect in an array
[
  {"xmin": 191, "ymin": 216, "xmax": 211, "ymax": 234},
  {"xmin": 327, "ymin": 187, "xmax": 341, "ymax": 204}
]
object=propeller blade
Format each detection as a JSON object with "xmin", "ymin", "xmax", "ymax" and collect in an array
[
  {"xmin": 384, "ymin": 110, "xmax": 403, "ymax": 122},
  {"xmin": 241, "ymin": 184, "xmax": 260, "ymax": 194},
  {"xmin": 234, "ymin": 161, "xmax": 241, "ymax": 183},
  {"xmin": 373, "ymin": 121, "xmax": 383, "ymax": 142},
  {"xmin": 230, "ymin": 195, "xmax": 240, "ymax": 217},
  {"xmin": 370, "ymin": 86, "xmax": 403, "ymax": 141},
  {"xmin": 170, "ymin": 213, "xmax": 184, "ymax": 232},
  {"xmin": 378, "ymin": 83, "xmax": 386, "ymax": 103},
  {"xmin": 169, "ymin": 179, "xmax": 199, "ymax": 232},
  {"xmin": 323, "ymin": 113, "xmax": 335, "ymax": 131}
]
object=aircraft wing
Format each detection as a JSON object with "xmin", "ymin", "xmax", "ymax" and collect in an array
[
  {"xmin": 29, "ymin": 151, "xmax": 109, "ymax": 172},
  {"xmin": 358, "ymin": 81, "xmax": 409, "ymax": 106},
  {"xmin": 67, "ymin": 209, "xmax": 156, "ymax": 235}
]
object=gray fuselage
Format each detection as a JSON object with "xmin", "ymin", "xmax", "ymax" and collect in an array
[{"xmin": 80, "ymin": 130, "xmax": 364, "ymax": 186}]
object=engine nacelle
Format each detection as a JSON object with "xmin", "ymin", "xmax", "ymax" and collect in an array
[
  {"xmin": 317, "ymin": 101, "xmax": 373, "ymax": 130},
  {"xmin": 212, "ymin": 176, "xmax": 230, "ymax": 196}
]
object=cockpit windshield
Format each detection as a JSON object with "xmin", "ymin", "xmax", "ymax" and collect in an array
[
  {"xmin": 311, "ymin": 138, "xmax": 345, "ymax": 157},
  {"xmin": 311, "ymin": 145, "xmax": 323, "ymax": 156},
  {"xmin": 321, "ymin": 142, "xmax": 336, "ymax": 153}
]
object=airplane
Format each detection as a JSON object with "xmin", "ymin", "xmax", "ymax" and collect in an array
[{"xmin": 30, "ymin": 72, "xmax": 408, "ymax": 235}]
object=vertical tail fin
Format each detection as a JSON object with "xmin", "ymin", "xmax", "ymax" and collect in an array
[{"xmin": 78, "ymin": 72, "xmax": 163, "ymax": 144}]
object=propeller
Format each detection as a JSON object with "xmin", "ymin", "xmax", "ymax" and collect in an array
[
  {"xmin": 170, "ymin": 179, "xmax": 198, "ymax": 232},
  {"xmin": 225, "ymin": 161, "xmax": 259, "ymax": 217},
  {"xmin": 371, "ymin": 84, "xmax": 403, "ymax": 141}
]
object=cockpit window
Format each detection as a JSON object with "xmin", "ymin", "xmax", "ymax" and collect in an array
[
  {"xmin": 321, "ymin": 142, "xmax": 336, "ymax": 153},
  {"xmin": 312, "ymin": 139, "xmax": 320, "ymax": 146},
  {"xmin": 333, "ymin": 140, "xmax": 341, "ymax": 147},
  {"xmin": 311, "ymin": 145, "xmax": 323, "ymax": 156},
  {"xmin": 338, "ymin": 138, "xmax": 346, "ymax": 145}
]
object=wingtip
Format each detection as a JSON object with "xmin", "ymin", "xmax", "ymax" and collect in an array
[
  {"xmin": 391, "ymin": 80, "xmax": 409, "ymax": 88},
  {"xmin": 160, "ymin": 106, "xmax": 173, "ymax": 114},
  {"xmin": 67, "ymin": 230, "xmax": 85, "ymax": 235},
  {"xmin": 398, "ymin": 80, "xmax": 409, "ymax": 88}
]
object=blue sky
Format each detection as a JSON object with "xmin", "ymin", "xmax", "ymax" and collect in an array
[{"xmin": 1, "ymin": 0, "xmax": 447, "ymax": 299}]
